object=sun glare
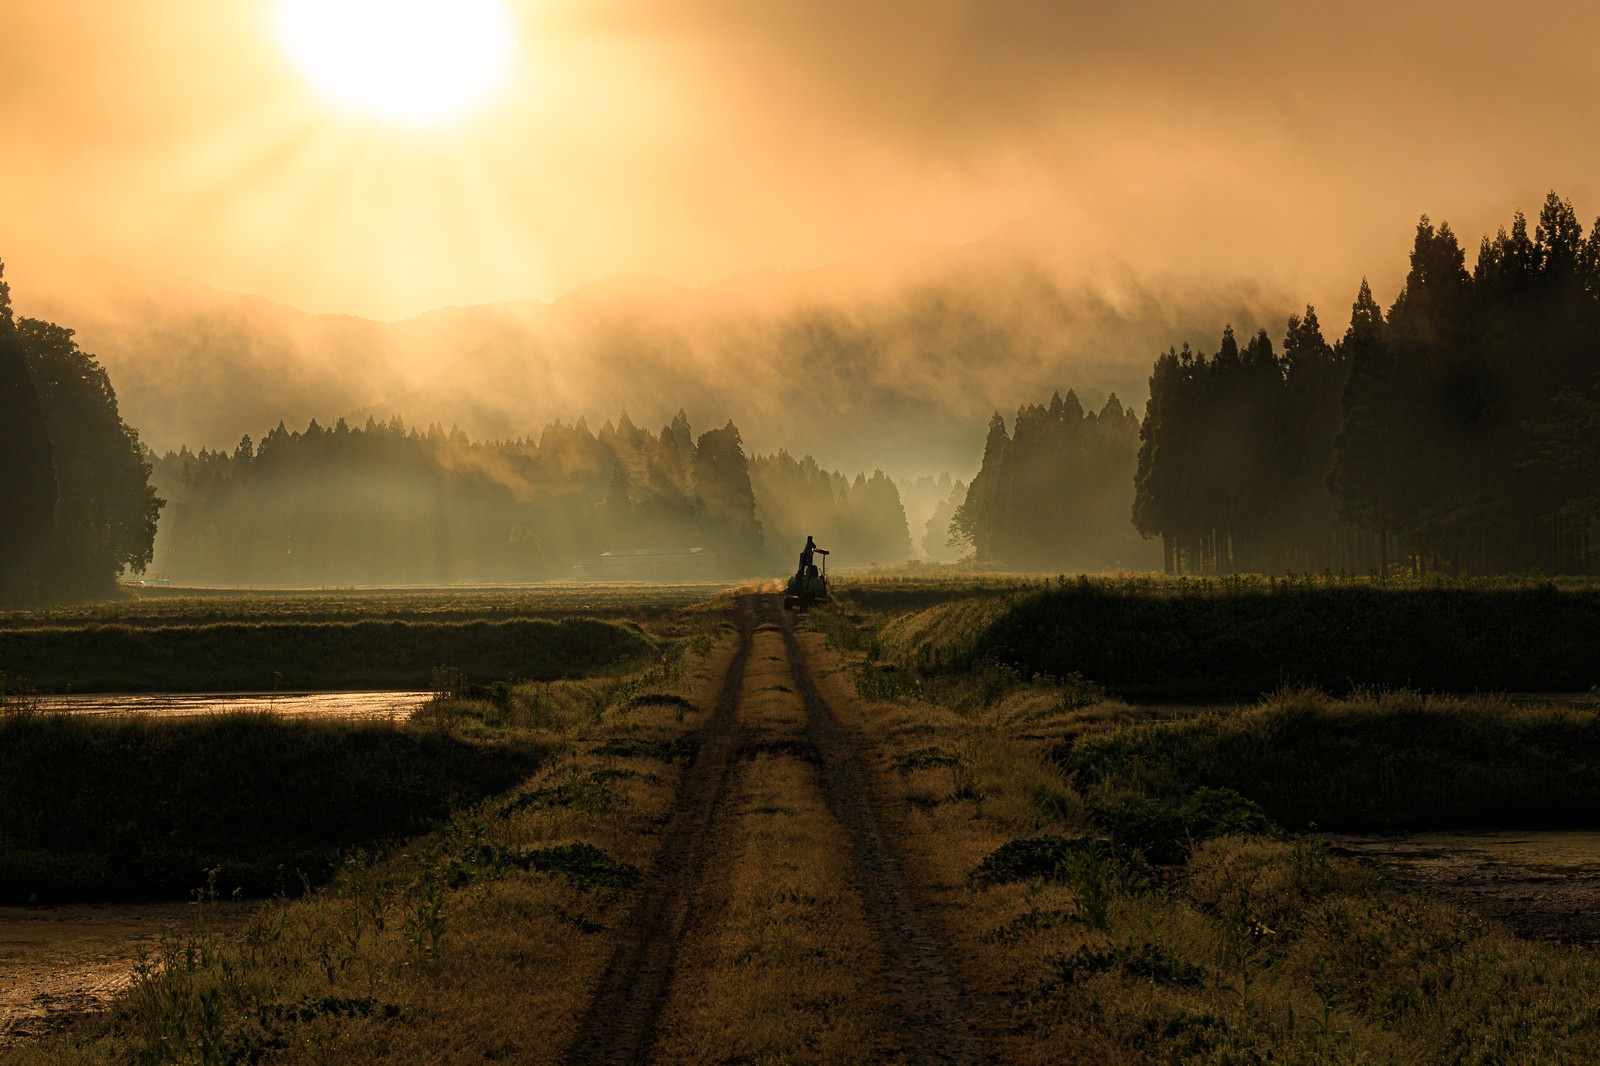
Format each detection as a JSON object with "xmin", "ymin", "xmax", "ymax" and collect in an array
[{"xmin": 275, "ymin": 0, "xmax": 512, "ymax": 124}]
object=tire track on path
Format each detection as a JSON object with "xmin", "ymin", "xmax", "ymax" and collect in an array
[
  {"xmin": 564, "ymin": 597, "xmax": 754, "ymax": 1066},
  {"xmin": 778, "ymin": 603, "xmax": 992, "ymax": 1065}
]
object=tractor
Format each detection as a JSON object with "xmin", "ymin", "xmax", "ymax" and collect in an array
[{"xmin": 783, "ymin": 548, "xmax": 829, "ymax": 611}]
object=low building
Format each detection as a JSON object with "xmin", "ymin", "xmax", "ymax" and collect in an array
[{"xmin": 570, "ymin": 547, "xmax": 719, "ymax": 582}]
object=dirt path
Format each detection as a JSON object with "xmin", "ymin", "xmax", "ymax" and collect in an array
[
  {"xmin": 563, "ymin": 598, "xmax": 755, "ymax": 1066},
  {"xmin": 779, "ymin": 613, "xmax": 990, "ymax": 1064},
  {"xmin": 565, "ymin": 594, "xmax": 989, "ymax": 1064}
]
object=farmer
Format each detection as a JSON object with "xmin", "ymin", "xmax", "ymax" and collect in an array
[{"xmin": 797, "ymin": 535, "xmax": 829, "ymax": 579}]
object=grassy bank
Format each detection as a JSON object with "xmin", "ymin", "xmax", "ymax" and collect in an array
[
  {"xmin": 804, "ymin": 605, "xmax": 1600, "ymax": 1063},
  {"xmin": 4, "ymin": 612, "xmax": 729, "ymax": 1063},
  {"xmin": 0, "ymin": 713, "xmax": 548, "ymax": 903},
  {"xmin": 0, "ymin": 583, "xmax": 718, "ymax": 629},
  {"xmin": 1065, "ymin": 688, "xmax": 1600, "ymax": 832},
  {"xmin": 0, "ymin": 617, "xmax": 654, "ymax": 693},
  {"xmin": 873, "ymin": 578, "xmax": 1600, "ymax": 698}
]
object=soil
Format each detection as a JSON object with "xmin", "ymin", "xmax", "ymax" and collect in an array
[
  {"xmin": 565, "ymin": 594, "xmax": 990, "ymax": 1064},
  {"xmin": 0, "ymin": 901, "xmax": 252, "ymax": 1050},
  {"xmin": 1326, "ymin": 831, "xmax": 1600, "ymax": 946}
]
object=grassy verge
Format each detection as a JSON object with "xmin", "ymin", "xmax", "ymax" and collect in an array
[
  {"xmin": 5, "ymin": 610, "xmax": 730, "ymax": 1063},
  {"xmin": 0, "ymin": 584, "xmax": 720, "ymax": 628},
  {"xmin": 0, "ymin": 617, "xmax": 655, "ymax": 692},
  {"xmin": 1066, "ymin": 688, "xmax": 1600, "ymax": 832},
  {"xmin": 803, "ymin": 600, "xmax": 1600, "ymax": 1063},
  {"xmin": 0, "ymin": 713, "xmax": 548, "ymax": 903},
  {"xmin": 865, "ymin": 578, "xmax": 1600, "ymax": 698}
]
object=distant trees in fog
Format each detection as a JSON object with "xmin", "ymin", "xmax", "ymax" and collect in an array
[
  {"xmin": 749, "ymin": 452, "xmax": 912, "ymax": 570},
  {"xmin": 1135, "ymin": 192, "xmax": 1600, "ymax": 574},
  {"xmin": 151, "ymin": 410, "xmax": 913, "ymax": 584},
  {"xmin": 950, "ymin": 391, "xmax": 1155, "ymax": 571},
  {"xmin": 0, "ymin": 262, "xmax": 162, "ymax": 603}
]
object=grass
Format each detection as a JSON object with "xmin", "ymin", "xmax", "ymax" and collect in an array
[
  {"xmin": 16, "ymin": 579, "xmax": 1600, "ymax": 1062},
  {"xmin": 0, "ymin": 712, "xmax": 548, "ymax": 903},
  {"xmin": 1065, "ymin": 687, "xmax": 1600, "ymax": 832},
  {"xmin": 0, "ymin": 583, "xmax": 721, "ymax": 629},
  {"xmin": 5, "ymin": 608, "xmax": 731, "ymax": 1063},
  {"xmin": 801, "ymin": 597, "xmax": 1600, "ymax": 1063},
  {"xmin": 863, "ymin": 577, "xmax": 1600, "ymax": 698},
  {"xmin": 0, "ymin": 617, "xmax": 656, "ymax": 693}
]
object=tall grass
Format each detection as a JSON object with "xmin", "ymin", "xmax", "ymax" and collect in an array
[
  {"xmin": 868, "ymin": 580, "xmax": 1600, "ymax": 697},
  {"xmin": 0, "ymin": 713, "xmax": 548, "ymax": 902},
  {"xmin": 817, "ymin": 594, "xmax": 1600, "ymax": 1063},
  {"xmin": 1066, "ymin": 688, "xmax": 1600, "ymax": 831},
  {"xmin": 0, "ymin": 617, "xmax": 655, "ymax": 692}
]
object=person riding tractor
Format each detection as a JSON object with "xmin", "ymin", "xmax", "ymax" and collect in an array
[{"xmin": 784, "ymin": 535, "xmax": 829, "ymax": 610}]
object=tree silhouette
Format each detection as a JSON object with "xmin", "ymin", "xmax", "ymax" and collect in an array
[{"xmin": 0, "ymin": 262, "xmax": 59, "ymax": 602}]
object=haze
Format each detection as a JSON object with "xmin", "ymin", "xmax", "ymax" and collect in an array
[{"xmin": 3, "ymin": 0, "xmax": 1595, "ymax": 323}]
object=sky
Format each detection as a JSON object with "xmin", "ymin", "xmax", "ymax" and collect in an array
[{"xmin": 2, "ymin": 0, "xmax": 1598, "ymax": 322}]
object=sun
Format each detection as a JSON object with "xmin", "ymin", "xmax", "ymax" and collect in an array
[{"xmin": 275, "ymin": 0, "xmax": 512, "ymax": 124}]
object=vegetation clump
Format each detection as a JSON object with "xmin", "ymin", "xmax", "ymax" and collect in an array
[
  {"xmin": 517, "ymin": 842, "xmax": 641, "ymax": 892},
  {"xmin": 1093, "ymin": 787, "xmax": 1277, "ymax": 866},
  {"xmin": 0, "ymin": 616, "xmax": 654, "ymax": 693},
  {"xmin": 1068, "ymin": 689, "xmax": 1600, "ymax": 831},
  {"xmin": 971, "ymin": 834, "xmax": 1124, "ymax": 886},
  {"xmin": 889, "ymin": 746, "xmax": 961, "ymax": 773},
  {"xmin": 0, "ymin": 712, "xmax": 547, "ymax": 902}
]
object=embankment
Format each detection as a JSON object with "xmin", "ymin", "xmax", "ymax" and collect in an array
[{"xmin": 0, "ymin": 617, "xmax": 654, "ymax": 693}]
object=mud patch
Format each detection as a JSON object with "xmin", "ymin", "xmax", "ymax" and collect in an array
[
  {"xmin": 0, "ymin": 901, "xmax": 254, "ymax": 1050},
  {"xmin": 1326, "ymin": 831, "xmax": 1600, "ymax": 946}
]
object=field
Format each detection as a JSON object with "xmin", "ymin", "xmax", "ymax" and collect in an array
[{"xmin": 6, "ymin": 576, "xmax": 1600, "ymax": 1062}]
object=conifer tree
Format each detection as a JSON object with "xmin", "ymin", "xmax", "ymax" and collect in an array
[{"xmin": 0, "ymin": 262, "xmax": 59, "ymax": 601}]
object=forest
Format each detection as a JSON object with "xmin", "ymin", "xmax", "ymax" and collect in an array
[
  {"xmin": 147, "ymin": 412, "xmax": 916, "ymax": 585},
  {"xmin": 1133, "ymin": 192, "xmax": 1600, "ymax": 575}
]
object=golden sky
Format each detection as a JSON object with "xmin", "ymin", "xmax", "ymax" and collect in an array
[{"xmin": 2, "ymin": 0, "xmax": 1597, "ymax": 320}]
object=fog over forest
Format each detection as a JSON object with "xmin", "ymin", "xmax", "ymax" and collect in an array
[
  {"xmin": 20, "ymin": 247, "xmax": 1288, "ymax": 478},
  {"xmin": 5, "ymin": 191, "xmax": 1600, "ymax": 596}
]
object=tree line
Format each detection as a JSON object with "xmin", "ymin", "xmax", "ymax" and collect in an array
[
  {"xmin": 0, "ymin": 262, "xmax": 162, "ymax": 603},
  {"xmin": 948, "ymin": 391, "xmax": 1155, "ymax": 571},
  {"xmin": 150, "ymin": 412, "xmax": 915, "ymax": 585},
  {"xmin": 1132, "ymin": 192, "xmax": 1600, "ymax": 574}
]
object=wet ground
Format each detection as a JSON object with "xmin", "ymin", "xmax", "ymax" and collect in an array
[
  {"xmin": 0, "ymin": 901, "xmax": 255, "ymax": 1049},
  {"xmin": 36, "ymin": 690, "xmax": 432, "ymax": 721},
  {"xmin": 1326, "ymin": 830, "xmax": 1600, "ymax": 946}
]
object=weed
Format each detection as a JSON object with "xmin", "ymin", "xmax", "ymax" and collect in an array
[
  {"xmin": 1033, "ymin": 942, "xmax": 1207, "ymax": 999},
  {"xmin": 890, "ymin": 746, "xmax": 961, "ymax": 773},
  {"xmin": 854, "ymin": 661, "xmax": 920, "ymax": 701},
  {"xmin": 1094, "ymin": 787, "xmax": 1277, "ymax": 866},
  {"xmin": 972, "ymin": 834, "xmax": 1127, "ymax": 887},
  {"xmin": 516, "ymin": 842, "xmax": 640, "ymax": 892}
]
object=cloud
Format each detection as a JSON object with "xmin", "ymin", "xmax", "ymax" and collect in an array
[{"xmin": 2, "ymin": 0, "xmax": 1596, "ymax": 324}]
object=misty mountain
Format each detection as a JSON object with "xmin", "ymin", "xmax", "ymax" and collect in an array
[{"xmin": 21, "ymin": 249, "xmax": 1291, "ymax": 477}]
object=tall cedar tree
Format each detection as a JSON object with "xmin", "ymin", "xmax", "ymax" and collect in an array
[
  {"xmin": 1140, "ymin": 193, "xmax": 1600, "ymax": 574},
  {"xmin": 0, "ymin": 261, "xmax": 59, "ymax": 602},
  {"xmin": 956, "ymin": 392, "xmax": 1150, "ymax": 570}
]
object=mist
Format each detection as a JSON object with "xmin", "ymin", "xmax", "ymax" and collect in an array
[{"xmin": 16, "ymin": 248, "xmax": 1293, "ymax": 482}]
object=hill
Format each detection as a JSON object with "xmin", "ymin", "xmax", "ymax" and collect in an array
[{"xmin": 18, "ymin": 249, "xmax": 1290, "ymax": 476}]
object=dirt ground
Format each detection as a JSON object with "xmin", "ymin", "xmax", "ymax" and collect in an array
[
  {"xmin": 1326, "ymin": 831, "xmax": 1600, "ymax": 946},
  {"xmin": 0, "ymin": 902, "xmax": 254, "ymax": 1050},
  {"xmin": 566, "ymin": 598, "xmax": 986, "ymax": 1064}
]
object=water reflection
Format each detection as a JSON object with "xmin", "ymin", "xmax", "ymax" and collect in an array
[{"xmin": 37, "ymin": 691, "xmax": 432, "ymax": 721}]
